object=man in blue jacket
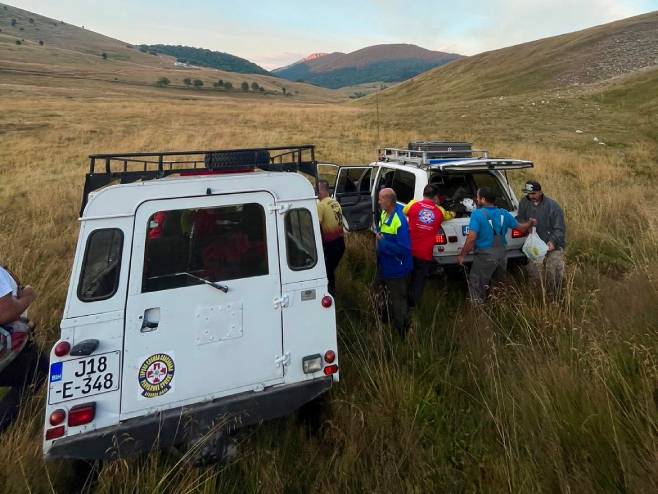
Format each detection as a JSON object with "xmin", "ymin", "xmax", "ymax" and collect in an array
[{"xmin": 376, "ymin": 188, "xmax": 413, "ymax": 338}]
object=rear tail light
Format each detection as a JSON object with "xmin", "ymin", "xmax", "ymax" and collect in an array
[
  {"xmin": 324, "ymin": 350, "xmax": 336, "ymax": 363},
  {"xmin": 321, "ymin": 295, "xmax": 333, "ymax": 308},
  {"xmin": 302, "ymin": 354, "xmax": 323, "ymax": 374},
  {"xmin": 54, "ymin": 340, "xmax": 71, "ymax": 357},
  {"xmin": 49, "ymin": 409, "xmax": 66, "ymax": 426},
  {"xmin": 45, "ymin": 426, "xmax": 65, "ymax": 440},
  {"xmin": 323, "ymin": 364, "xmax": 339, "ymax": 376},
  {"xmin": 511, "ymin": 228, "xmax": 528, "ymax": 238},
  {"xmin": 435, "ymin": 228, "xmax": 447, "ymax": 245},
  {"xmin": 68, "ymin": 403, "xmax": 96, "ymax": 427}
]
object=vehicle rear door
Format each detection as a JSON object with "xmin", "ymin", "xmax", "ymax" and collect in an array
[
  {"xmin": 332, "ymin": 166, "xmax": 373, "ymax": 231},
  {"xmin": 120, "ymin": 192, "xmax": 283, "ymax": 419}
]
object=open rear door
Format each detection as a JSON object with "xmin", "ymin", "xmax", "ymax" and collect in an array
[{"xmin": 332, "ymin": 166, "xmax": 373, "ymax": 231}]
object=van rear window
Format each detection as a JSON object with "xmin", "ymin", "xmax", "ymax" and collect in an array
[
  {"xmin": 284, "ymin": 209, "xmax": 318, "ymax": 271},
  {"xmin": 78, "ymin": 229, "xmax": 123, "ymax": 302},
  {"xmin": 142, "ymin": 204, "xmax": 268, "ymax": 292}
]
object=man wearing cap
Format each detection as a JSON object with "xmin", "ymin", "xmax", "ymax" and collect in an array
[{"xmin": 517, "ymin": 180, "xmax": 567, "ymax": 294}]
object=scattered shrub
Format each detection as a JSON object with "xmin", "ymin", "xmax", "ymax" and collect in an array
[
  {"xmin": 193, "ymin": 79, "xmax": 203, "ymax": 88},
  {"xmin": 156, "ymin": 77, "xmax": 170, "ymax": 87},
  {"xmin": 183, "ymin": 78, "xmax": 192, "ymax": 86},
  {"xmin": 241, "ymin": 81, "xmax": 249, "ymax": 91},
  {"xmin": 101, "ymin": 52, "xmax": 108, "ymax": 60}
]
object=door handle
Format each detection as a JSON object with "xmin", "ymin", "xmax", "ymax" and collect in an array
[{"xmin": 140, "ymin": 307, "xmax": 160, "ymax": 332}]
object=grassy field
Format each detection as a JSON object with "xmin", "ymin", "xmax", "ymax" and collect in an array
[{"xmin": 0, "ymin": 69, "xmax": 656, "ymax": 493}]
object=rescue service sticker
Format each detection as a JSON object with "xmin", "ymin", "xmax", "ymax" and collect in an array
[
  {"xmin": 138, "ymin": 353, "xmax": 175, "ymax": 398},
  {"xmin": 419, "ymin": 208, "xmax": 436, "ymax": 225}
]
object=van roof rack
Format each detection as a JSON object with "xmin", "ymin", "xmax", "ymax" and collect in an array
[
  {"xmin": 81, "ymin": 145, "xmax": 318, "ymax": 215},
  {"xmin": 379, "ymin": 143, "xmax": 489, "ymax": 168}
]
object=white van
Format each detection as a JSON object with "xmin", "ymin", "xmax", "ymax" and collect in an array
[
  {"xmin": 43, "ymin": 146, "xmax": 338, "ymax": 461},
  {"xmin": 322, "ymin": 142, "xmax": 534, "ymax": 268}
]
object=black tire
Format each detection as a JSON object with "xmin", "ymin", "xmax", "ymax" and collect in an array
[{"xmin": 204, "ymin": 150, "xmax": 270, "ymax": 170}]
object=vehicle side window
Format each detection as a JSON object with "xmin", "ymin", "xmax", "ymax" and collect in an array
[
  {"xmin": 142, "ymin": 203, "xmax": 268, "ymax": 292},
  {"xmin": 392, "ymin": 170, "xmax": 416, "ymax": 203},
  {"xmin": 284, "ymin": 209, "xmax": 318, "ymax": 271},
  {"xmin": 78, "ymin": 229, "xmax": 123, "ymax": 302}
]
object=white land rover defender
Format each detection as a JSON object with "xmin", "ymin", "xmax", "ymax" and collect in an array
[
  {"xmin": 322, "ymin": 142, "xmax": 534, "ymax": 268},
  {"xmin": 43, "ymin": 146, "xmax": 338, "ymax": 461}
]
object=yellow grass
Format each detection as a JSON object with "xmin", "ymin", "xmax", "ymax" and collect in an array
[{"xmin": 0, "ymin": 61, "xmax": 656, "ymax": 492}]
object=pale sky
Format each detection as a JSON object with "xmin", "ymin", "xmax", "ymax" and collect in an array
[{"xmin": 6, "ymin": 0, "xmax": 657, "ymax": 69}]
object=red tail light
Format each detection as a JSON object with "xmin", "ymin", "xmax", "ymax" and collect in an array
[
  {"xmin": 324, "ymin": 350, "xmax": 336, "ymax": 363},
  {"xmin": 323, "ymin": 364, "xmax": 339, "ymax": 376},
  {"xmin": 45, "ymin": 426, "xmax": 65, "ymax": 440},
  {"xmin": 49, "ymin": 409, "xmax": 66, "ymax": 426},
  {"xmin": 321, "ymin": 295, "xmax": 333, "ymax": 308},
  {"xmin": 54, "ymin": 341, "xmax": 71, "ymax": 357},
  {"xmin": 68, "ymin": 403, "xmax": 96, "ymax": 427},
  {"xmin": 511, "ymin": 228, "xmax": 528, "ymax": 238},
  {"xmin": 435, "ymin": 228, "xmax": 447, "ymax": 245}
]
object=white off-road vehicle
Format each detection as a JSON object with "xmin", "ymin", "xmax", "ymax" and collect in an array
[
  {"xmin": 321, "ymin": 142, "xmax": 534, "ymax": 268},
  {"xmin": 43, "ymin": 146, "xmax": 338, "ymax": 461}
]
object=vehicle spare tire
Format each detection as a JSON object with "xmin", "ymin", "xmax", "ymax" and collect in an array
[{"xmin": 204, "ymin": 150, "xmax": 271, "ymax": 170}]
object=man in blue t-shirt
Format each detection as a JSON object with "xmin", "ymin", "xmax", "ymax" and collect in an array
[{"xmin": 457, "ymin": 187, "xmax": 535, "ymax": 303}]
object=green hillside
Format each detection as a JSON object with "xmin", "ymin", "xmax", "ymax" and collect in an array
[{"xmin": 142, "ymin": 44, "xmax": 270, "ymax": 75}]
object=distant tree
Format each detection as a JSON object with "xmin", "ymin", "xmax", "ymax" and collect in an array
[
  {"xmin": 212, "ymin": 80, "xmax": 225, "ymax": 89},
  {"xmin": 15, "ymin": 40, "xmax": 21, "ymax": 45},
  {"xmin": 258, "ymin": 86, "xmax": 265, "ymax": 93},
  {"xmin": 183, "ymin": 78, "xmax": 192, "ymax": 86},
  {"xmin": 101, "ymin": 52, "xmax": 108, "ymax": 60},
  {"xmin": 282, "ymin": 87, "xmax": 287, "ymax": 95},
  {"xmin": 139, "ymin": 46, "xmax": 148, "ymax": 53},
  {"xmin": 241, "ymin": 81, "xmax": 250, "ymax": 92},
  {"xmin": 193, "ymin": 79, "xmax": 203, "ymax": 88},
  {"xmin": 11, "ymin": 18, "xmax": 16, "ymax": 26},
  {"xmin": 19, "ymin": 27, "xmax": 24, "ymax": 31},
  {"xmin": 224, "ymin": 81, "xmax": 233, "ymax": 90},
  {"xmin": 38, "ymin": 40, "xmax": 44, "ymax": 46},
  {"xmin": 251, "ymin": 82, "xmax": 259, "ymax": 91},
  {"xmin": 148, "ymin": 50, "xmax": 157, "ymax": 56},
  {"xmin": 156, "ymin": 77, "xmax": 170, "ymax": 87},
  {"xmin": 28, "ymin": 18, "xmax": 34, "ymax": 24}
]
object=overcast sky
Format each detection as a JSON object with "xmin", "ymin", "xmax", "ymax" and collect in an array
[{"xmin": 6, "ymin": 0, "xmax": 657, "ymax": 69}]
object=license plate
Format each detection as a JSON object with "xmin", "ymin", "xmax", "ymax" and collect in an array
[
  {"xmin": 48, "ymin": 351, "xmax": 120, "ymax": 405},
  {"xmin": 462, "ymin": 226, "xmax": 470, "ymax": 236}
]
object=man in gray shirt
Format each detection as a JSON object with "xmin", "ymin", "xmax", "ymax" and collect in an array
[{"xmin": 517, "ymin": 180, "xmax": 566, "ymax": 294}]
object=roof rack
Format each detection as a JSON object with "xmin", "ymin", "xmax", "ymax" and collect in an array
[
  {"xmin": 379, "ymin": 145, "xmax": 489, "ymax": 168},
  {"xmin": 80, "ymin": 145, "xmax": 318, "ymax": 215}
]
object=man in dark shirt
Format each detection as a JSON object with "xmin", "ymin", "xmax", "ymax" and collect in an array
[{"xmin": 517, "ymin": 180, "xmax": 567, "ymax": 294}]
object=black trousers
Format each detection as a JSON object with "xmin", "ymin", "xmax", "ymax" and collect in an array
[
  {"xmin": 383, "ymin": 276, "xmax": 410, "ymax": 339},
  {"xmin": 408, "ymin": 257, "xmax": 433, "ymax": 307},
  {"xmin": 0, "ymin": 341, "xmax": 48, "ymax": 432},
  {"xmin": 323, "ymin": 237, "xmax": 345, "ymax": 297}
]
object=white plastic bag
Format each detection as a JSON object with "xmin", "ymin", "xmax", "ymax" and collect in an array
[{"xmin": 522, "ymin": 227, "xmax": 549, "ymax": 262}]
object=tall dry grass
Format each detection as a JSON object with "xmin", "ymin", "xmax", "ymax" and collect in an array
[{"xmin": 0, "ymin": 81, "xmax": 656, "ymax": 493}]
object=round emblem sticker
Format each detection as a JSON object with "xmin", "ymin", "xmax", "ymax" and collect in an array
[
  {"xmin": 138, "ymin": 353, "xmax": 175, "ymax": 398},
  {"xmin": 419, "ymin": 208, "xmax": 436, "ymax": 225}
]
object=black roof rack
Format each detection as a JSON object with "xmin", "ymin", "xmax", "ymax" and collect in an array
[{"xmin": 81, "ymin": 145, "xmax": 317, "ymax": 215}]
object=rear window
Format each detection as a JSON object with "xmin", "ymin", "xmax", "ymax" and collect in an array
[
  {"xmin": 391, "ymin": 170, "xmax": 416, "ymax": 204},
  {"xmin": 284, "ymin": 209, "xmax": 318, "ymax": 271},
  {"xmin": 142, "ymin": 204, "xmax": 268, "ymax": 292},
  {"xmin": 78, "ymin": 229, "xmax": 123, "ymax": 302}
]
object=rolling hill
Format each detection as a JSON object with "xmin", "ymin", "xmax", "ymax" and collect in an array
[
  {"xmin": 140, "ymin": 44, "xmax": 270, "ymax": 75},
  {"xmin": 369, "ymin": 12, "xmax": 658, "ymax": 107},
  {"xmin": 273, "ymin": 44, "xmax": 462, "ymax": 89},
  {"xmin": 0, "ymin": 2, "xmax": 340, "ymax": 101}
]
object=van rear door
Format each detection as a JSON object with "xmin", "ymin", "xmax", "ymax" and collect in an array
[{"xmin": 120, "ymin": 192, "xmax": 283, "ymax": 419}]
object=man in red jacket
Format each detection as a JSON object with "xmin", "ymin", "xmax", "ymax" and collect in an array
[{"xmin": 404, "ymin": 185, "xmax": 444, "ymax": 307}]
